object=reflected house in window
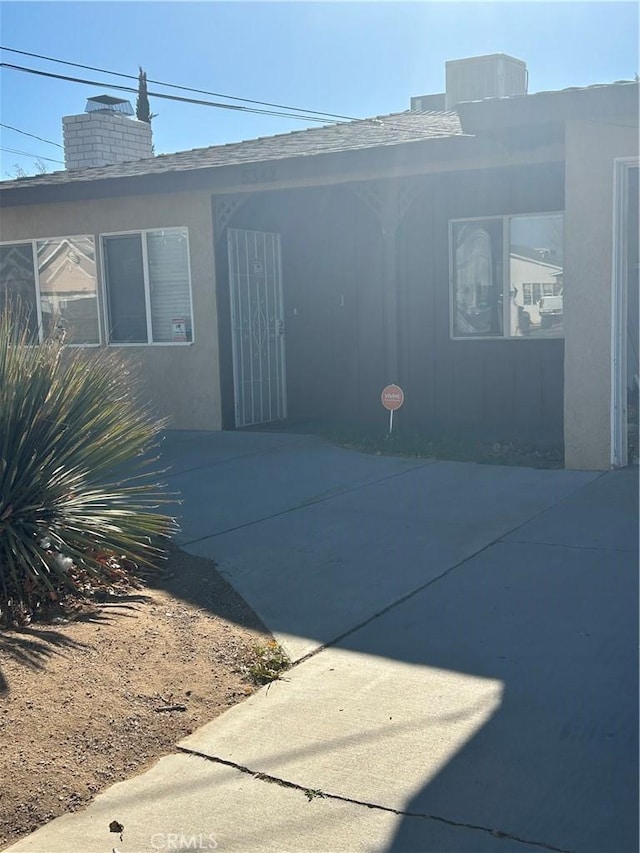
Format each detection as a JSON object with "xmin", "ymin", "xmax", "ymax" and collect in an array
[
  {"xmin": 509, "ymin": 246, "xmax": 564, "ymax": 337},
  {"xmin": 36, "ymin": 237, "xmax": 99, "ymax": 343},
  {"xmin": 0, "ymin": 243, "xmax": 38, "ymax": 335},
  {"xmin": 0, "ymin": 237, "xmax": 99, "ymax": 344}
]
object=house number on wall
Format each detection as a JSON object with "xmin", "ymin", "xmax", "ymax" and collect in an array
[{"xmin": 241, "ymin": 164, "xmax": 278, "ymax": 185}]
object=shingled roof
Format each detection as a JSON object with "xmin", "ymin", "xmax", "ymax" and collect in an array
[
  {"xmin": 3, "ymin": 79, "xmax": 635, "ymax": 196},
  {"xmin": 0, "ymin": 109, "xmax": 463, "ymax": 192}
]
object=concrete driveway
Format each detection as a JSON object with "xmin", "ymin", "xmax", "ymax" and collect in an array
[{"xmin": 9, "ymin": 431, "xmax": 639, "ymax": 853}]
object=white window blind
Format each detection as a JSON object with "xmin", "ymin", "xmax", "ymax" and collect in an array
[{"xmin": 147, "ymin": 231, "xmax": 193, "ymax": 343}]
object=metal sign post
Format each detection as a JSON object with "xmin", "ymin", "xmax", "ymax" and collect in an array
[{"xmin": 381, "ymin": 384, "xmax": 404, "ymax": 434}]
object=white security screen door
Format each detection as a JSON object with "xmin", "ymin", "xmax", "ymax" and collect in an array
[{"xmin": 227, "ymin": 229, "xmax": 287, "ymax": 427}]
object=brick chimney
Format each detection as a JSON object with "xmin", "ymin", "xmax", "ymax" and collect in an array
[{"xmin": 63, "ymin": 95, "xmax": 153, "ymax": 170}]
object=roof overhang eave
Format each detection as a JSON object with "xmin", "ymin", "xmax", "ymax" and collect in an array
[
  {"xmin": 456, "ymin": 81, "xmax": 640, "ymax": 135},
  {"xmin": 0, "ymin": 133, "xmax": 485, "ymax": 207}
]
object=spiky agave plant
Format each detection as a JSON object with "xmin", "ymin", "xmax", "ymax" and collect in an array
[{"xmin": 0, "ymin": 305, "xmax": 178, "ymax": 623}]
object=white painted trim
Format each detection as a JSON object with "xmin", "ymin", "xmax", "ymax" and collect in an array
[
  {"xmin": 227, "ymin": 230, "xmax": 241, "ymax": 428},
  {"xmin": 102, "ymin": 342, "xmax": 194, "ymax": 348},
  {"xmin": 31, "ymin": 239, "xmax": 44, "ymax": 343},
  {"xmin": 502, "ymin": 217, "xmax": 510, "ymax": 337},
  {"xmin": 99, "ymin": 233, "xmax": 111, "ymax": 344},
  {"xmin": 140, "ymin": 232, "xmax": 153, "ymax": 343},
  {"xmin": 1, "ymin": 233, "xmax": 99, "ymax": 244},
  {"xmin": 448, "ymin": 218, "xmax": 455, "ymax": 340},
  {"xmin": 450, "ymin": 211, "xmax": 564, "ymax": 225},
  {"xmin": 610, "ymin": 157, "xmax": 639, "ymax": 467},
  {"xmin": 276, "ymin": 231, "xmax": 288, "ymax": 420},
  {"xmin": 183, "ymin": 229, "xmax": 196, "ymax": 346}
]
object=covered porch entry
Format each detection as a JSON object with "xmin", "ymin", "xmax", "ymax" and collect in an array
[{"xmin": 213, "ymin": 162, "xmax": 565, "ymax": 447}]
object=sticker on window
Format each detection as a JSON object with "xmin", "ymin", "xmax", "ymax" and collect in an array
[{"xmin": 172, "ymin": 318, "xmax": 187, "ymax": 342}]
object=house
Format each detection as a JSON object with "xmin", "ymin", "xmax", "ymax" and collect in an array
[{"xmin": 0, "ymin": 55, "xmax": 638, "ymax": 470}]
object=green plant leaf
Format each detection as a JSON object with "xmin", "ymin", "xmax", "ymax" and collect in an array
[{"xmin": 0, "ymin": 301, "xmax": 178, "ymax": 624}]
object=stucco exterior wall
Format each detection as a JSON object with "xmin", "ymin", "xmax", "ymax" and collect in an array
[
  {"xmin": 564, "ymin": 120, "xmax": 639, "ymax": 469},
  {"xmin": 0, "ymin": 191, "xmax": 221, "ymax": 430}
]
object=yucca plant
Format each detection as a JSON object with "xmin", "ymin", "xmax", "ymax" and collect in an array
[{"xmin": 0, "ymin": 304, "xmax": 177, "ymax": 624}]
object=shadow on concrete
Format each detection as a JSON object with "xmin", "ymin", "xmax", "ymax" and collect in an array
[
  {"xmin": 148, "ymin": 489, "xmax": 638, "ymax": 851},
  {"xmin": 337, "ymin": 538, "xmax": 639, "ymax": 853},
  {"xmin": 144, "ymin": 542, "xmax": 269, "ymax": 637},
  {"xmin": 148, "ymin": 433, "xmax": 638, "ymax": 853}
]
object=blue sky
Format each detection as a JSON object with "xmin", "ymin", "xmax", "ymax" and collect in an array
[{"xmin": 0, "ymin": 1, "xmax": 638, "ymax": 178}]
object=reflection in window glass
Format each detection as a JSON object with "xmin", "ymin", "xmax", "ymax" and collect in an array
[
  {"xmin": 0, "ymin": 243, "xmax": 39, "ymax": 338},
  {"xmin": 509, "ymin": 215, "xmax": 564, "ymax": 338},
  {"xmin": 36, "ymin": 237, "xmax": 99, "ymax": 344},
  {"xmin": 452, "ymin": 219, "xmax": 503, "ymax": 337}
]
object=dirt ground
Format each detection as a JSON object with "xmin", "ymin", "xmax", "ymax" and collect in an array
[{"xmin": 0, "ymin": 545, "xmax": 272, "ymax": 850}]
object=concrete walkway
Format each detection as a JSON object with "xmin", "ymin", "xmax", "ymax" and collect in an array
[{"xmin": 8, "ymin": 432, "xmax": 639, "ymax": 853}]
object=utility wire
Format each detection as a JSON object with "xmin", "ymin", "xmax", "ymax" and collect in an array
[
  {"xmin": 0, "ymin": 44, "xmax": 359, "ymax": 122},
  {"xmin": 0, "ymin": 62, "xmax": 346, "ymax": 124},
  {"xmin": 0, "ymin": 146, "xmax": 64, "ymax": 164},
  {"xmin": 0, "ymin": 46, "xmax": 437, "ymax": 139},
  {"xmin": 0, "ymin": 121, "xmax": 63, "ymax": 148},
  {"xmin": 0, "ymin": 62, "xmax": 442, "ymax": 141},
  {"xmin": 0, "ymin": 52, "xmax": 448, "ymax": 149}
]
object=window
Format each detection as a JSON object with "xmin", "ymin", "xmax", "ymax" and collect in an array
[
  {"xmin": 451, "ymin": 213, "xmax": 564, "ymax": 339},
  {"xmin": 0, "ymin": 237, "xmax": 99, "ymax": 344},
  {"xmin": 102, "ymin": 228, "xmax": 193, "ymax": 344}
]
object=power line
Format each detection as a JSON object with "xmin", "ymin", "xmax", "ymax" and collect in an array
[
  {"xmin": 0, "ymin": 61, "xmax": 442, "ymax": 142},
  {"xmin": 0, "ymin": 62, "xmax": 346, "ymax": 124},
  {"xmin": 0, "ymin": 121, "xmax": 63, "ymax": 148},
  {"xmin": 0, "ymin": 44, "xmax": 359, "ymax": 122},
  {"xmin": 0, "ymin": 146, "xmax": 64, "ymax": 164},
  {"xmin": 0, "ymin": 51, "xmax": 448, "ymax": 148}
]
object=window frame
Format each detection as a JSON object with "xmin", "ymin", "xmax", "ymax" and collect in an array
[
  {"xmin": 0, "ymin": 235, "xmax": 102, "ymax": 347},
  {"xmin": 449, "ymin": 211, "xmax": 565, "ymax": 341},
  {"xmin": 100, "ymin": 227, "xmax": 195, "ymax": 347}
]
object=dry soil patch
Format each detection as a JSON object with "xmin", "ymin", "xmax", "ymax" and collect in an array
[{"xmin": 0, "ymin": 546, "xmax": 270, "ymax": 849}]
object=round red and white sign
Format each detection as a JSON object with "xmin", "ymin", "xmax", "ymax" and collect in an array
[{"xmin": 381, "ymin": 384, "xmax": 404, "ymax": 411}]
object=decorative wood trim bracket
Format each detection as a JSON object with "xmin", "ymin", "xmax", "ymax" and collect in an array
[
  {"xmin": 348, "ymin": 178, "xmax": 422, "ymax": 234},
  {"xmin": 213, "ymin": 193, "xmax": 249, "ymax": 237}
]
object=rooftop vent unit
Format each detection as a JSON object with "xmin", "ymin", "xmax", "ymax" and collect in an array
[
  {"xmin": 445, "ymin": 54, "xmax": 528, "ymax": 110},
  {"xmin": 410, "ymin": 93, "xmax": 446, "ymax": 112},
  {"xmin": 85, "ymin": 95, "xmax": 135, "ymax": 115}
]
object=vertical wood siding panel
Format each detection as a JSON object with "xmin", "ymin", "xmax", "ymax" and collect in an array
[{"xmin": 401, "ymin": 164, "xmax": 564, "ymax": 442}]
